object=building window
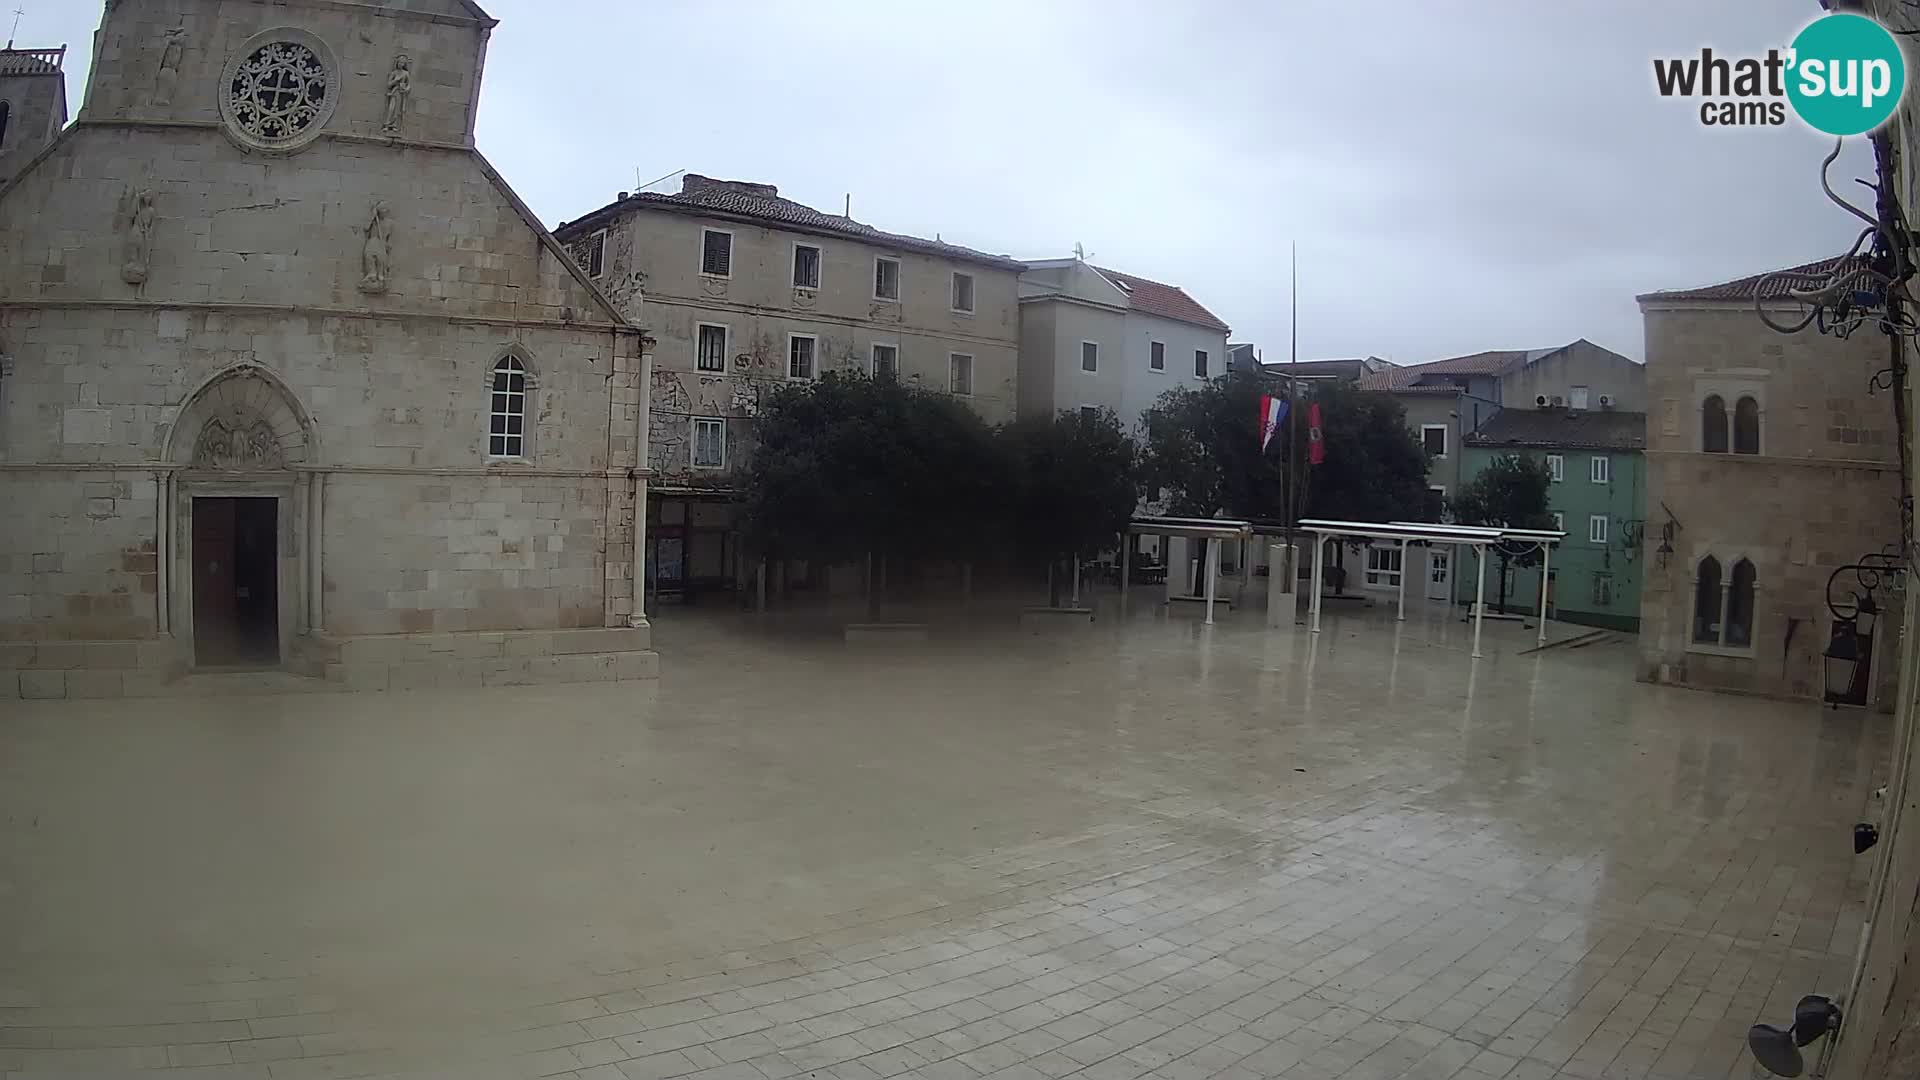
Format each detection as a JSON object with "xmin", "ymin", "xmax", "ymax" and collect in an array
[
  {"xmin": 695, "ymin": 323, "xmax": 728, "ymax": 373},
  {"xmin": 949, "ymin": 353, "xmax": 973, "ymax": 395},
  {"xmin": 1571, "ymin": 385, "xmax": 1589, "ymax": 410},
  {"xmin": 1592, "ymin": 572, "xmax": 1613, "ymax": 606},
  {"xmin": 1726, "ymin": 558, "xmax": 1756, "ymax": 646},
  {"xmin": 1590, "ymin": 455, "xmax": 1610, "ymax": 484},
  {"xmin": 1691, "ymin": 555, "xmax": 1756, "ymax": 649},
  {"xmin": 1702, "ymin": 394, "xmax": 1728, "ymax": 453},
  {"xmin": 951, "ymin": 271, "xmax": 975, "ymax": 313},
  {"xmin": 1692, "ymin": 556, "xmax": 1722, "ymax": 644},
  {"xmin": 1080, "ymin": 405, "xmax": 1100, "ymax": 422},
  {"xmin": 691, "ymin": 417, "xmax": 726, "ymax": 469},
  {"xmin": 1364, "ymin": 545, "xmax": 1403, "ymax": 587},
  {"xmin": 1195, "ymin": 349, "xmax": 1210, "ymax": 378},
  {"xmin": 1734, "ymin": 395, "xmax": 1760, "ymax": 454},
  {"xmin": 1421, "ymin": 424, "xmax": 1448, "ymax": 458},
  {"xmin": 791, "ymin": 243, "xmax": 821, "ymax": 290},
  {"xmin": 1588, "ymin": 514, "xmax": 1608, "ymax": 545},
  {"xmin": 871, "ymin": 343, "xmax": 898, "ymax": 380},
  {"xmin": 1150, "ymin": 341, "xmax": 1165, "ymax": 371},
  {"xmin": 488, "ymin": 354, "xmax": 528, "ymax": 458},
  {"xmin": 574, "ymin": 228, "xmax": 606, "ymax": 279},
  {"xmin": 873, "ymin": 256, "xmax": 900, "ymax": 301},
  {"xmin": 1551, "ymin": 511, "xmax": 1565, "ymax": 532},
  {"xmin": 788, "ymin": 334, "xmax": 816, "ymax": 380},
  {"xmin": 701, "ymin": 229, "xmax": 732, "ymax": 277},
  {"xmin": 0, "ymin": 101, "xmax": 9, "ymax": 150},
  {"xmin": 1546, "ymin": 453, "xmax": 1564, "ymax": 482},
  {"xmin": 1081, "ymin": 341, "xmax": 1099, "ymax": 372},
  {"xmin": 220, "ymin": 33, "xmax": 339, "ymax": 152}
]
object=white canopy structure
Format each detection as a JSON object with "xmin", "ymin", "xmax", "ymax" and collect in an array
[
  {"xmin": 1122, "ymin": 516, "xmax": 1255, "ymax": 625},
  {"xmin": 1299, "ymin": 519, "xmax": 1564, "ymax": 658}
]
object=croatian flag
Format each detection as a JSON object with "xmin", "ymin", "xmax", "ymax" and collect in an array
[{"xmin": 1258, "ymin": 394, "xmax": 1288, "ymax": 452}]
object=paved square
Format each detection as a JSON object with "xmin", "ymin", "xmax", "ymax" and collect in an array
[{"xmin": 0, "ymin": 600, "xmax": 1888, "ymax": 1079}]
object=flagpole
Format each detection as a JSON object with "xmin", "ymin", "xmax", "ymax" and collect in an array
[{"xmin": 1285, "ymin": 243, "xmax": 1299, "ymax": 557}]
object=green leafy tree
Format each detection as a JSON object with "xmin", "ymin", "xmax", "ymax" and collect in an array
[
  {"xmin": 1448, "ymin": 454, "xmax": 1554, "ymax": 613},
  {"xmin": 1001, "ymin": 408, "xmax": 1141, "ymax": 604},
  {"xmin": 742, "ymin": 371, "xmax": 1005, "ymax": 616},
  {"xmin": 1140, "ymin": 373, "xmax": 1439, "ymax": 592}
]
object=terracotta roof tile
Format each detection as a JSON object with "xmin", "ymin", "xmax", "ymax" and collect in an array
[
  {"xmin": 1355, "ymin": 345, "xmax": 1572, "ymax": 394},
  {"xmin": 1636, "ymin": 255, "xmax": 1867, "ymax": 303},
  {"xmin": 0, "ymin": 47, "xmax": 64, "ymax": 76},
  {"xmin": 557, "ymin": 175, "xmax": 1024, "ymax": 271},
  {"xmin": 1090, "ymin": 266, "xmax": 1230, "ymax": 332}
]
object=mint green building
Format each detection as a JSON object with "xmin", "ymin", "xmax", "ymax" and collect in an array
[{"xmin": 1455, "ymin": 410, "xmax": 1646, "ymax": 632}]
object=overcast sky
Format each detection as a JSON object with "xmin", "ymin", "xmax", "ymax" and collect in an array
[{"xmin": 24, "ymin": 1, "xmax": 1881, "ymax": 363}]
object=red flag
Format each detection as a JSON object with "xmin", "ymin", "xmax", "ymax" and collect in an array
[{"xmin": 1307, "ymin": 402, "xmax": 1325, "ymax": 465}]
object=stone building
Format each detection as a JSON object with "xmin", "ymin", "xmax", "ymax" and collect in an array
[
  {"xmin": 0, "ymin": 0, "xmax": 658, "ymax": 697},
  {"xmin": 0, "ymin": 43, "xmax": 67, "ymax": 187},
  {"xmin": 553, "ymin": 176, "xmax": 1022, "ymax": 600},
  {"xmin": 1634, "ymin": 258, "xmax": 1899, "ymax": 702}
]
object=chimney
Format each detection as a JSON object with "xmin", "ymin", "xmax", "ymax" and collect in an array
[
  {"xmin": 617, "ymin": 191, "xmax": 628, "ymax": 201},
  {"xmin": 681, "ymin": 174, "xmax": 778, "ymax": 199}
]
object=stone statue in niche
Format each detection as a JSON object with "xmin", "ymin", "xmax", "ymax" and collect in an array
[
  {"xmin": 152, "ymin": 24, "xmax": 187, "ymax": 106},
  {"xmin": 192, "ymin": 413, "xmax": 284, "ymax": 470},
  {"xmin": 119, "ymin": 187, "xmax": 156, "ymax": 286},
  {"xmin": 381, "ymin": 54, "xmax": 411, "ymax": 134},
  {"xmin": 359, "ymin": 201, "xmax": 392, "ymax": 294}
]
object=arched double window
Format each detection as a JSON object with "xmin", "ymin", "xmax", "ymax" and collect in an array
[
  {"xmin": 1692, "ymin": 554, "xmax": 1756, "ymax": 648},
  {"xmin": 1702, "ymin": 393, "xmax": 1760, "ymax": 454},
  {"xmin": 488, "ymin": 353, "xmax": 529, "ymax": 459},
  {"xmin": 1702, "ymin": 396, "xmax": 1727, "ymax": 453}
]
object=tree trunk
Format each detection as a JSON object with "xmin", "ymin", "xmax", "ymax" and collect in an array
[
  {"xmin": 1048, "ymin": 560, "xmax": 1062, "ymax": 607},
  {"xmin": 1496, "ymin": 553, "xmax": 1510, "ymax": 615}
]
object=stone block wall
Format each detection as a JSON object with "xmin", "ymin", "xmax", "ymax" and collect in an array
[
  {"xmin": 324, "ymin": 472, "xmax": 606, "ymax": 636},
  {"xmin": 0, "ymin": 470, "xmax": 157, "ymax": 640}
]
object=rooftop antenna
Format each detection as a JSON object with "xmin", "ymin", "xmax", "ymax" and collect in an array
[
  {"xmin": 1072, "ymin": 241, "xmax": 1085, "ymax": 261},
  {"xmin": 7, "ymin": 5, "xmax": 24, "ymax": 48},
  {"xmin": 635, "ymin": 167, "xmax": 684, "ymax": 194},
  {"xmin": 844, "ymin": 193, "xmax": 850, "ymax": 218}
]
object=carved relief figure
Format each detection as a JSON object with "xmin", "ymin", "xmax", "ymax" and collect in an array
[
  {"xmin": 381, "ymin": 54, "xmax": 411, "ymax": 134},
  {"xmin": 359, "ymin": 201, "xmax": 392, "ymax": 293},
  {"xmin": 120, "ymin": 187, "xmax": 156, "ymax": 286},
  {"xmin": 152, "ymin": 24, "xmax": 187, "ymax": 106},
  {"xmin": 192, "ymin": 413, "xmax": 285, "ymax": 470}
]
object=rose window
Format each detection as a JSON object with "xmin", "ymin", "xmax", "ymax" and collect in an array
[{"xmin": 226, "ymin": 41, "xmax": 330, "ymax": 147}]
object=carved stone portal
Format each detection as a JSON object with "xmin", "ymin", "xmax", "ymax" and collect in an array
[{"xmin": 191, "ymin": 413, "xmax": 286, "ymax": 470}]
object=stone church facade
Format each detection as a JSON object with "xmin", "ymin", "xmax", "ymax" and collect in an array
[{"xmin": 0, "ymin": 0, "xmax": 658, "ymax": 697}]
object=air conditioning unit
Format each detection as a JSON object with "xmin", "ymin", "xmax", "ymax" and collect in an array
[
  {"xmin": 1535, "ymin": 394, "xmax": 1549, "ymax": 407},
  {"xmin": 1598, "ymin": 394, "xmax": 1615, "ymax": 408},
  {"xmin": 1551, "ymin": 395, "xmax": 1565, "ymax": 407}
]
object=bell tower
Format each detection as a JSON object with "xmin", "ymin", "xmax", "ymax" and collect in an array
[{"xmin": 0, "ymin": 41, "xmax": 66, "ymax": 187}]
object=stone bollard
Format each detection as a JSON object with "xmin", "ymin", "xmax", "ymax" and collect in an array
[{"xmin": 1267, "ymin": 543, "xmax": 1298, "ymax": 629}]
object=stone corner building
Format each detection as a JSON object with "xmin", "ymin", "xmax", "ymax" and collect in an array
[
  {"xmin": 0, "ymin": 0, "xmax": 658, "ymax": 698},
  {"xmin": 1634, "ymin": 258, "xmax": 1899, "ymax": 703}
]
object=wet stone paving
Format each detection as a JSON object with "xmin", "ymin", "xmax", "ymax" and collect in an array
[{"xmin": 0, "ymin": 597, "xmax": 1889, "ymax": 1079}]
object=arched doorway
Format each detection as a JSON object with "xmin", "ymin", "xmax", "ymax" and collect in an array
[{"xmin": 164, "ymin": 365, "xmax": 316, "ymax": 668}]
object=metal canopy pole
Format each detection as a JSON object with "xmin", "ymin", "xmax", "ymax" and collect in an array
[
  {"xmin": 1121, "ymin": 534, "xmax": 1130, "ymax": 598},
  {"xmin": 1203, "ymin": 538, "xmax": 1220, "ymax": 625},
  {"xmin": 1396, "ymin": 537, "xmax": 1408, "ymax": 622},
  {"xmin": 1310, "ymin": 534, "xmax": 1325, "ymax": 633},
  {"xmin": 1537, "ymin": 543, "xmax": 1551, "ymax": 644},
  {"xmin": 1472, "ymin": 544, "xmax": 1488, "ymax": 659}
]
